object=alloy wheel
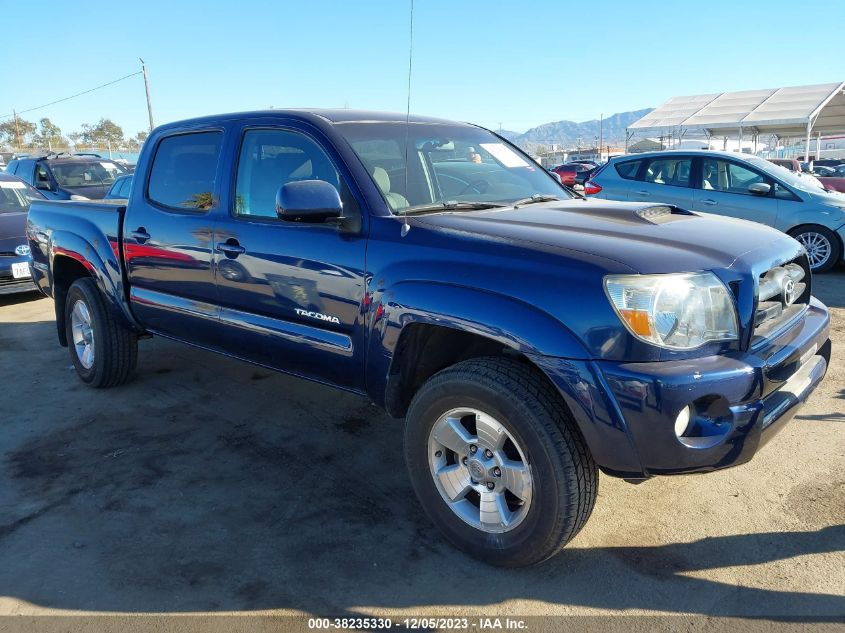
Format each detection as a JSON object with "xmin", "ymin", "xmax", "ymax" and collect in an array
[
  {"xmin": 428, "ymin": 408, "xmax": 533, "ymax": 533},
  {"xmin": 70, "ymin": 299, "xmax": 95, "ymax": 369}
]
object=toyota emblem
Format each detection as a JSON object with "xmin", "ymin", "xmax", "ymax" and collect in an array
[
  {"xmin": 782, "ymin": 278, "xmax": 796, "ymax": 305},
  {"xmin": 15, "ymin": 244, "xmax": 30, "ymax": 257}
]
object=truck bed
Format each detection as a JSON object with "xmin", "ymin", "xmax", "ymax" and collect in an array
[{"xmin": 27, "ymin": 198, "xmax": 128, "ymax": 302}]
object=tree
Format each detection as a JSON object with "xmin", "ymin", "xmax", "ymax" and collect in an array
[
  {"xmin": 31, "ymin": 118, "xmax": 66, "ymax": 149},
  {"xmin": 0, "ymin": 116, "xmax": 36, "ymax": 148},
  {"xmin": 126, "ymin": 130, "xmax": 149, "ymax": 151},
  {"xmin": 78, "ymin": 118, "xmax": 125, "ymax": 147}
]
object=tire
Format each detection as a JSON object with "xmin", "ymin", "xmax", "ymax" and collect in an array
[
  {"xmin": 65, "ymin": 277, "xmax": 138, "ymax": 388},
  {"xmin": 789, "ymin": 225, "xmax": 840, "ymax": 273},
  {"xmin": 404, "ymin": 356, "xmax": 598, "ymax": 567}
]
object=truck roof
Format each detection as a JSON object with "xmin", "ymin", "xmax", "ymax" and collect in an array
[{"xmin": 155, "ymin": 109, "xmax": 475, "ymax": 131}]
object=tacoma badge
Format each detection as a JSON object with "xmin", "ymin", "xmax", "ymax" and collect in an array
[{"xmin": 295, "ymin": 308, "xmax": 340, "ymax": 324}]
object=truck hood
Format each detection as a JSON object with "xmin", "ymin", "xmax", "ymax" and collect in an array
[
  {"xmin": 0, "ymin": 212, "xmax": 27, "ymax": 253},
  {"xmin": 413, "ymin": 199, "xmax": 799, "ymax": 274}
]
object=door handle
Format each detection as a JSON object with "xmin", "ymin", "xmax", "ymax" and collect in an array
[
  {"xmin": 635, "ymin": 190, "xmax": 649, "ymax": 196},
  {"xmin": 216, "ymin": 241, "xmax": 246, "ymax": 257},
  {"xmin": 701, "ymin": 198, "xmax": 717, "ymax": 206},
  {"xmin": 130, "ymin": 228, "xmax": 151, "ymax": 243}
]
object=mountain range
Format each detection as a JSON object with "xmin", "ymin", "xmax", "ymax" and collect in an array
[{"xmin": 499, "ymin": 108, "xmax": 653, "ymax": 151}]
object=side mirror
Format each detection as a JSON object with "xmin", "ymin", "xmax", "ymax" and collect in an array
[
  {"xmin": 35, "ymin": 180, "xmax": 54, "ymax": 192},
  {"xmin": 549, "ymin": 171, "xmax": 563, "ymax": 185},
  {"xmin": 748, "ymin": 182, "xmax": 771, "ymax": 196},
  {"xmin": 276, "ymin": 180, "xmax": 343, "ymax": 222}
]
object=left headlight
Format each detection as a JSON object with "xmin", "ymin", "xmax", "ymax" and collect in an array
[{"xmin": 604, "ymin": 272, "xmax": 738, "ymax": 350}]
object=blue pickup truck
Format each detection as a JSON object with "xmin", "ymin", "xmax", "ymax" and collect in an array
[{"xmin": 27, "ymin": 110, "xmax": 831, "ymax": 567}]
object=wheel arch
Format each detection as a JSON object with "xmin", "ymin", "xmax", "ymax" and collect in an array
[
  {"xmin": 49, "ymin": 231, "xmax": 138, "ymax": 346},
  {"xmin": 367, "ymin": 281, "xmax": 590, "ymax": 418}
]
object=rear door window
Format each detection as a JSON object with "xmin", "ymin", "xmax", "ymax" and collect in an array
[
  {"xmin": 643, "ymin": 157, "xmax": 691, "ymax": 187},
  {"xmin": 614, "ymin": 160, "xmax": 642, "ymax": 180},
  {"xmin": 147, "ymin": 131, "xmax": 223, "ymax": 211}
]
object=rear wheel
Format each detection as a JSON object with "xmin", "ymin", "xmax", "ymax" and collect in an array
[
  {"xmin": 790, "ymin": 225, "xmax": 840, "ymax": 273},
  {"xmin": 65, "ymin": 278, "xmax": 138, "ymax": 387},
  {"xmin": 404, "ymin": 357, "xmax": 598, "ymax": 567}
]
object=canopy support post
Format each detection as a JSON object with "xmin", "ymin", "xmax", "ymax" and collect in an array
[
  {"xmin": 804, "ymin": 122, "xmax": 812, "ymax": 163},
  {"xmin": 816, "ymin": 132, "xmax": 822, "ymax": 163}
]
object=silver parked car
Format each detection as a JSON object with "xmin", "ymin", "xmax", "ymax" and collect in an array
[{"xmin": 586, "ymin": 150, "xmax": 845, "ymax": 272}]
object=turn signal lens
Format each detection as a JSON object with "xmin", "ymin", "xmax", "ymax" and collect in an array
[{"xmin": 618, "ymin": 309, "xmax": 652, "ymax": 336}]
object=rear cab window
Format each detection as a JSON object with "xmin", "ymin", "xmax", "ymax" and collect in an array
[{"xmin": 147, "ymin": 131, "xmax": 223, "ymax": 211}]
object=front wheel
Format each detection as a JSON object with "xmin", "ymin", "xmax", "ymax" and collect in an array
[
  {"xmin": 790, "ymin": 225, "xmax": 840, "ymax": 273},
  {"xmin": 404, "ymin": 357, "xmax": 598, "ymax": 567},
  {"xmin": 65, "ymin": 277, "xmax": 138, "ymax": 388}
]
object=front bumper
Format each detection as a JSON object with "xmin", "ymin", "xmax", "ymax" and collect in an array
[
  {"xmin": 0, "ymin": 256, "xmax": 37, "ymax": 296},
  {"xmin": 536, "ymin": 297, "xmax": 831, "ymax": 477}
]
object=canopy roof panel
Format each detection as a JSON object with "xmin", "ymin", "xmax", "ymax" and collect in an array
[{"xmin": 630, "ymin": 82, "xmax": 845, "ymax": 137}]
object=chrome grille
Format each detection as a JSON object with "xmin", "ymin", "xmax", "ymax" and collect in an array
[{"xmin": 753, "ymin": 261, "xmax": 808, "ymax": 341}]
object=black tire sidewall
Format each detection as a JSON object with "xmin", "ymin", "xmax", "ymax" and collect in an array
[{"xmin": 405, "ymin": 373, "xmax": 572, "ymax": 566}]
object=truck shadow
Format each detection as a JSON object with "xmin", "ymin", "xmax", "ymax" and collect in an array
[
  {"xmin": 0, "ymin": 290, "xmax": 43, "ymax": 307},
  {"xmin": 0, "ymin": 320, "xmax": 842, "ymax": 620},
  {"xmin": 813, "ymin": 265, "xmax": 845, "ymax": 309}
]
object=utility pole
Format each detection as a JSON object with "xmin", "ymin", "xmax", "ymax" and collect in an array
[
  {"xmin": 13, "ymin": 110, "xmax": 22, "ymax": 149},
  {"xmin": 599, "ymin": 112, "xmax": 603, "ymax": 160},
  {"xmin": 140, "ymin": 58, "xmax": 154, "ymax": 132}
]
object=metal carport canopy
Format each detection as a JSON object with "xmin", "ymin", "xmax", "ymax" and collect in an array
[{"xmin": 629, "ymin": 82, "xmax": 845, "ymax": 138}]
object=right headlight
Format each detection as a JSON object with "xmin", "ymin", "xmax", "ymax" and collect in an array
[{"xmin": 604, "ymin": 272, "xmax": 738, "ymax": 350}]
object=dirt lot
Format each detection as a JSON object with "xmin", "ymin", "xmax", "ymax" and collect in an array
[{"xmin": 0, "ymin": 273, "xmax": 842, "ymax": 622}]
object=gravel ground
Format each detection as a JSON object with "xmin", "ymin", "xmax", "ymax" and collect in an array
[{"xmin": 0, "ymin": 271, "xmax": 842, "ymax": 624}]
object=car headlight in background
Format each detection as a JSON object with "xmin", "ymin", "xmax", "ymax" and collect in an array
[{"xmin": 604, "ymin": 272, "xmax": 738, "ymax": 350}]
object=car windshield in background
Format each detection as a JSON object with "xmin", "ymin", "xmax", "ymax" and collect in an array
[
  {"xmin": 49, "ymin": 160, "xmax": 126, "ymax": 188},
  {"xmin": 0, "ymin": 179, "xmax": 42, "ymax": 214},
  {"xmin": 336, "ymin": 122, "xmax": 570, "ymax": 213},
  {"xmin": 748, "ymin": 156, "xmax": 829, "ymax": 194}
]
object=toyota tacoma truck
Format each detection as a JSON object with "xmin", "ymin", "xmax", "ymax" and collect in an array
[{"xmin": 27, "ymin": 110, "xmax": 831, "ymax": 567}]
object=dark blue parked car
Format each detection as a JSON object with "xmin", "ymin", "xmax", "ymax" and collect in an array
[
  {"xmin": 26, "ymin": 110, "xmax": 831, "ymax": 567},
  {"xmin": 6, "ymin": 154, "xmax": 126, "ymax": 200},
  {"xmin": 0, "ymin": 172, "xmax": 43, "ymax": 294}
]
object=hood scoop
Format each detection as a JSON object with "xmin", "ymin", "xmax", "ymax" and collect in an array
[
  {"xmin": 634, "ymin": 205, "xmax": 696, "ymax": 224},
  {"xmin": 558, "ymin": 203, "xmax": 697, "ymax": 226}
]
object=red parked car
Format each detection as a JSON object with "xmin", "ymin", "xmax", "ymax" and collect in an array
[
  {"xmin": 551, "ymin": 163, "xmax": 595, "ymax": 186},
  {"xmin": 818, "ymin": 165, "xmax": 845, "ymax": 193}
]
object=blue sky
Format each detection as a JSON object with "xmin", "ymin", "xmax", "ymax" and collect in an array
[{"xmin": 0, "ymin": 0, "xmax": 841, "ymax": 138}]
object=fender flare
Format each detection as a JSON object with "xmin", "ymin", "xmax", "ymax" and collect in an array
[
  {"xmin": 49, "ymin": 230, "xmax": 139, "ymax": 344},
  {"xmin": 365, "ymin": 280, "xmax": 590, "ymax": 410}
]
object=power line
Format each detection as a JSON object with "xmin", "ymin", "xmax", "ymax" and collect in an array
[{"xmin": 0, "ymin": 71, "xmax": 142, "ymax": 121}]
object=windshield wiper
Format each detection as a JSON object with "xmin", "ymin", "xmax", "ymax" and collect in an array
[
  {"xmin": 511, "ymin": 194, "xmax": 562, "ymax": 207},
  {"xmin": 401, "ymin": 201, "xmax": 508, "ymax": 215}
]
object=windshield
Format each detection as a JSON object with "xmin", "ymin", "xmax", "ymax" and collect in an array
[
  {"xmin": 0, "ymin": 179, "xmax": 43, "ymax": 214},
  {"xmin": 49, "ymin": 160, "xmax": 126, "ymax": 188},
  {"xmin": 746, "ymin": 156, "xmax": 832, "ymax": 194},
  {"xmin": 336, "ymin": 122, "xmax": 571, "ymax": 213}
]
